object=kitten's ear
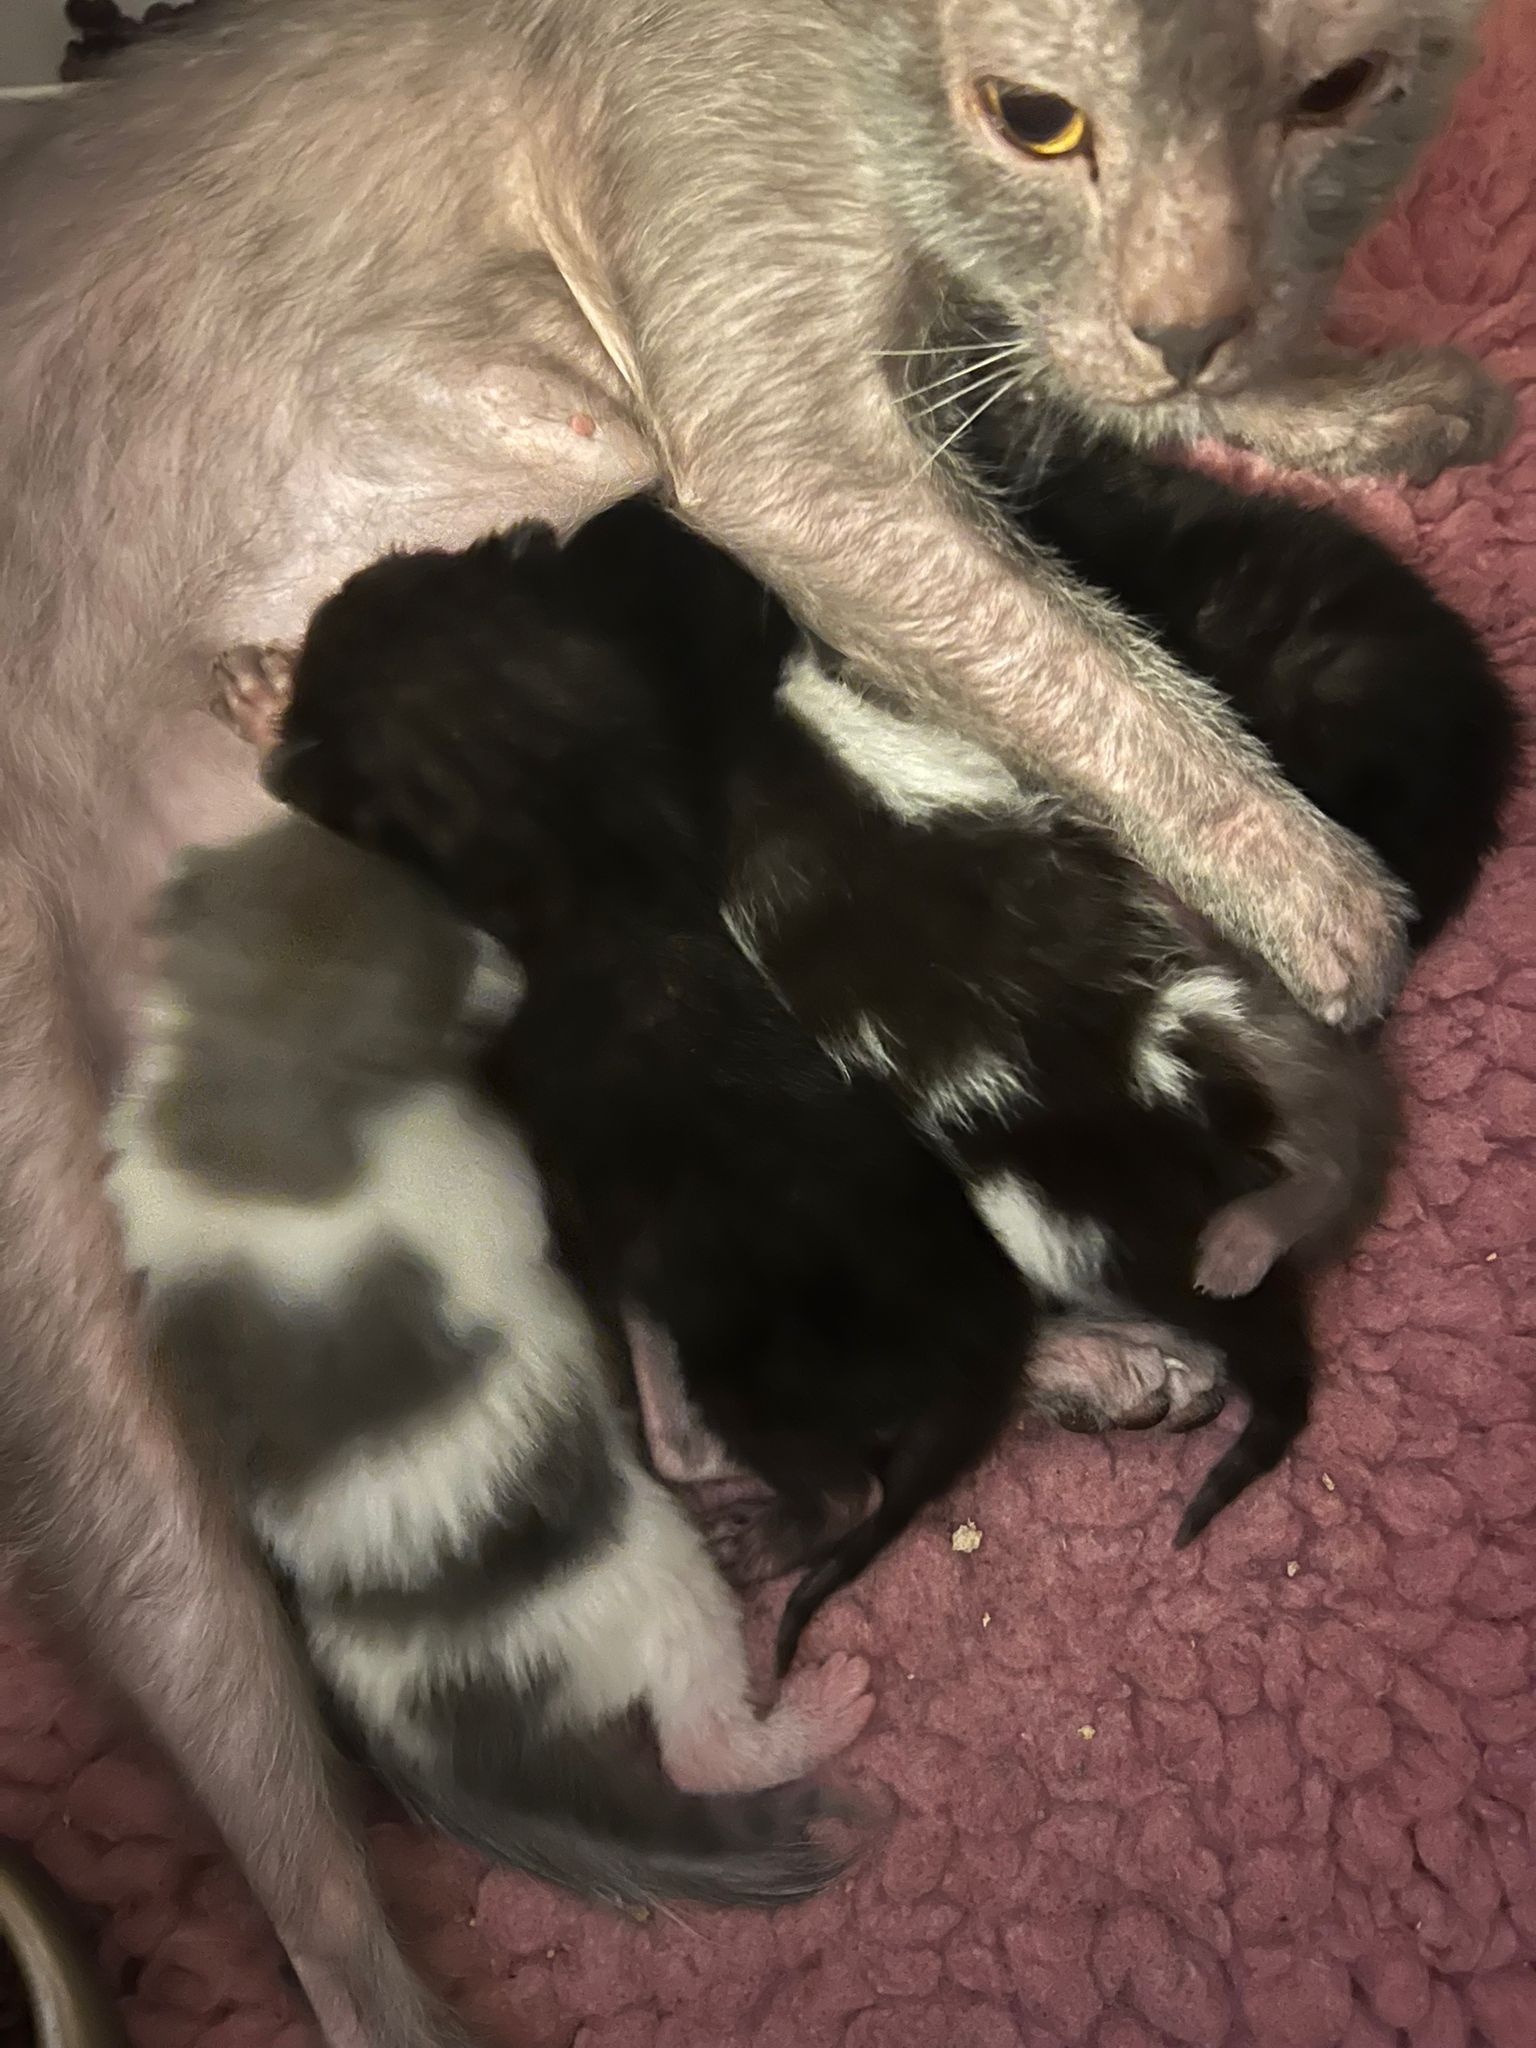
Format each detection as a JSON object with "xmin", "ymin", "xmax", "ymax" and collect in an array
[{"xmin": 487, "ymin": 522, "xmax": 562, "ymax": 567}]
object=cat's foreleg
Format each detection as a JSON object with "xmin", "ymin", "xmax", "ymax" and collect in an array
[{"xmin": 586, "ymin": 175, "xmax": 1407, "ymax": 1029}]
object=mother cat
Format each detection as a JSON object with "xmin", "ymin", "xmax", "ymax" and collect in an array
[{"xmin": 0, "ymin": 4, "xmax": 1510, "ymax": 2044}]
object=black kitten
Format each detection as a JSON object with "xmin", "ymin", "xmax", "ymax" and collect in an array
[{"xmin": 973, "ymin": 406, "xmax": 1520, "ymax": 951}]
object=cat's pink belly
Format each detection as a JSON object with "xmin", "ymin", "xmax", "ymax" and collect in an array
[
  {"xmin": 118, "ymin": 381, "xmax": 660, "ymax": 1020},
  {"xmin": 220, "ymin": 371, "xmax": 662, "ymax": 653}
]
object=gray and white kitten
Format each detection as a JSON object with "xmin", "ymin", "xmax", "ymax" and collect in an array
[{"xmin": 105, "ymin": 817, "xmax": 870, "ymax": 1909}]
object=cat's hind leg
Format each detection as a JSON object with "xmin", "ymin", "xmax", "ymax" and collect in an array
[{"xmin": 629, "ymin": 1482, "xmax": 873, "ymax": 1795}]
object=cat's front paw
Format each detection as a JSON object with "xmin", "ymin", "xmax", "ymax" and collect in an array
[
  {"xmin": 1332, "ymin": 348, "xmax": 1515, "ymax": 484},
  {"xmin": 1213, "ymin": 804, "xmax": 1411, "ymax": 1029}
]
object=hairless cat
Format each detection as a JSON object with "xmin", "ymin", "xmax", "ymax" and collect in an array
[{"xmin": 0, "ymin": 3, "xmax": 1509, "ymax": 2041}]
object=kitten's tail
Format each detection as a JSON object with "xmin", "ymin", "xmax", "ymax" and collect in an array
[
  {"xmin": 774, "ymin": 1498, "xmax": 915, "ymax": 1679},
  {"xmin": 377, "ymin": 1732, "xmax": 854, "ymax": 1912},
  {"xmin": 1155, "ymin": 1268, "xmax": 1314, "ymax": 1549},
  {"xmin": 775, "ymin": 1377, "xmax": 1013, "ymax": 1675}
]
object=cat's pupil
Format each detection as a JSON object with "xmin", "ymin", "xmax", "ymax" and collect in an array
[
  {"xmin": 1293, "ymin": 54, "xmax": 1383, "ymax": 124},
  {"xmin": 979, "ymin": 80, "xmax": 1087, "ymax": 158}
]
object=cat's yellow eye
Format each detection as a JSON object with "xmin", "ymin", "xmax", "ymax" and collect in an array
[
  {"xmin": 977, "ymin": 78, "xmax": 1090, "ymax": 160},
  {"xmin": 1290, "ymin": 51, "xmax": 1386, "ymax": 128}
]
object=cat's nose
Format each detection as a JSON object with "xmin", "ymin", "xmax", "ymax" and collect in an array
[{"xmin": 1132, "ymin": 313, "xmax": 1250, "ymax": 387}]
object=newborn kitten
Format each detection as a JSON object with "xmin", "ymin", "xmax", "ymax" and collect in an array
[
  {"xmin": 971, "ymin": 402, "xmax": 1519, "ymax": 956},
  {"xmin": 105, "ymin": 815, "xmax": 872, "ymax": 1908},
  {"xmin": 219, "ymin": 558, "xmax": 1038, "ymax": 1680},
  {"xmin": 516, "ymin": 506, "xmax": 1385, "ymax": 1565}
]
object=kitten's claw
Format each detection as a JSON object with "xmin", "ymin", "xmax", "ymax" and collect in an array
[
  {"xmin": 1027, "ymin": 1316, "xmax": 1225, "ymax": 1434},
  {"xmin": 212, "ymin": 642, "xmax": 296, "ymax": 757}
]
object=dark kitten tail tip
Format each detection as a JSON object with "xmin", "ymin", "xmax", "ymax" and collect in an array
[
  {"xmin": 773, "ymin": 1494, "xmax": 920, "ymax": 1676},
  {"xmin": 1172, "ymin": 1400, "xmax": 1307, "ymax": 1550},
  {"xmin": 775, "ymin": 1561, "xmax": 841, "ymax": 1678},
  {"xmin": 776, "ymin": 1377, "xmax": 1022, "ymax": 1673}
]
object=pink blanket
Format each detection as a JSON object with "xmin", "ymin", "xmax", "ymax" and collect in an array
[{"xmin": 2, "ymin": 8, "xmax": 1532, "ymax": 2042}]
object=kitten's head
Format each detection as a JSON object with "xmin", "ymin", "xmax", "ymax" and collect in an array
[{"xmin": 894, "ymin": 0, "xmax": 1486, "ymax": 408}]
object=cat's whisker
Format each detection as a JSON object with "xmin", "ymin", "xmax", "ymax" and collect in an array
[
  {"xmin": 918, "ymin": 372, "xmax": 1019, "ymax": 476},
  {"xmin": 896, "ymin": 344, "xmax": 1021, "ymax": 406},
  {"xmin": 874, "ymin": 340, "xmax": 1001, "ymax": 359},
  {"xmin": 904, "ymin": 361, "xmax": 1019, "ymax": 440},
  {"xmin": 906, "ymin": 360, "xmax": 1020, "ymax": 428}
]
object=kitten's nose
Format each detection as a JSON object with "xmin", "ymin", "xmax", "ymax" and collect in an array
[{"xmin": 1132, "ymin": 313, "xmax": 1250, "ymax": 387}]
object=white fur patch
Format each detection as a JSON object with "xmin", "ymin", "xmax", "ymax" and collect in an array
[
  {"xmin": 970, "ymin": 1171, "xmax": 1107, "ymax": 1301},
  {"xmin": 311, "ymin": 1462, "xmax": 750, "ymax": 1750},
  {"xmin": 722, "ymin": 893, "xmax": 770, "ymax": 967},
  {"xmin": 1133, "ymin": 968, "xmax": 1248, "ymax": 1109},
  {"xmin": 824, "ymin": 1012, "xmax": 905, "ymax": 1082},
  {"xmin": 917, "ymin": 1049, "xmax": 1032, "ymax": 1136},
  {"xmin": 108, "ymin": 1064, "xmax": 596, "ymax": 1590},
  {"xmin": 780, "ymin": 652, "xmax": 1032, "ymax": 825}
]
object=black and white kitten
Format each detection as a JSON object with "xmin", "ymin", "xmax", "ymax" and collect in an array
[{"xmin": 105, "ymin": 814, "xmax": 874, "ymax": 1907}]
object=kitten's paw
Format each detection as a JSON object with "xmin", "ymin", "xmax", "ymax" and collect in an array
[
  {"xmin": 212, "ymin": 642, "xmax": 296, "ymax": 756},
  {"xmin": 767, "ymin": 1653, "xmax": 875, "ymax": 1773},
  {"xmin": 662, "ymin": 1653, "xmax": 873, "ymax": 1794},
  {"xmin": 1331, "ymin": 348, "xmax": 1516, "ymax": 485},
  {"xmin": 1195, "ymin": 1201, "xmax": 1287, "ymax": 1298},
  {"xmin": 1026, "ymin": 1317, "xmax": 1225, "ymax": 1433}
]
